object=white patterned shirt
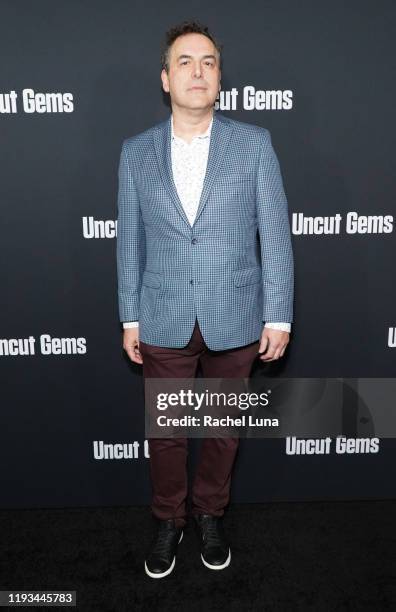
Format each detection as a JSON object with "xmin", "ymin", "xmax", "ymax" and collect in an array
[
  {"xmin": 123, "ymin": 113, "xmax": 291, "ymax": 333},
  {"xmin": 171, "ymin": 113, "xmax": 213, "ymax": 226}
]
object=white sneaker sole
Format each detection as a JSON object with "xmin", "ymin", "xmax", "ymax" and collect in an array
[
  {"xmin": 144, "ymin": 530, "xmax": 183, "ymax": 579},
  {"xmin": 201, "ymin": 547, "xmax": 231, "ymax": 570}
]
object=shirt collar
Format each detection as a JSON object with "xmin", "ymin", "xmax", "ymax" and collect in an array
[{"xmin": 171, "ymin": 114, "xmax": 213, "ymax": 142}]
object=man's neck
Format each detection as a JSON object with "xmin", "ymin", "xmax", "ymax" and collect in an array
[{"xmin": 171, "ymin": 108, "xmax": 214, "ymax": 144}]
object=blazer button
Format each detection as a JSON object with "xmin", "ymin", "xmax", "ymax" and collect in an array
[{"xmin": 191, "ymin": 238, "xmax": 197, "ymax": 244}]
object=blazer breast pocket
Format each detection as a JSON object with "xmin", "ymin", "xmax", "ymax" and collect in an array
[
  {"xmin": 217, "ymin": 170, "xmax": 255, "ymax": 184},
  {"xmin": 213, "ymin": 172, "xmax": 256, "ymax": 205}
]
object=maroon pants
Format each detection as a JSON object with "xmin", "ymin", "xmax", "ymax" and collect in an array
[{"xmin": 139, "ymin": 319, "xmax": 259, "ymax": 528}]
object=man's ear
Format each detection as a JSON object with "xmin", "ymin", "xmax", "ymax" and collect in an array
[{"xmin": 161, "ymin": 68, "xmax": 170, "ymax": 93}]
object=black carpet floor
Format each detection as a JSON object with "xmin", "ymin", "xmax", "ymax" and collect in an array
[{"xmin": 1, "ymin": 501, "xmax": 395, "ymax": 611}]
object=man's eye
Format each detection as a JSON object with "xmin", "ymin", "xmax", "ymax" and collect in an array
[{"xmin": 179, "ymin": 60, "xmax": 214, "ymax": 66}]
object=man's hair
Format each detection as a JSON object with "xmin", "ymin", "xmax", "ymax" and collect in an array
[{"xmin": 161, "ymin": 19, "xmax": 222, "ymax": 73}]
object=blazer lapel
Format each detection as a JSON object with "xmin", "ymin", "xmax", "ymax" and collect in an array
[
  {"xmin": 153, "ymin": 112, "xmax": 233, "ymax": 229},
  {"xmin": 153, "ymin": 115, "xmax": 188, "ymax": 227},
  {"xmin": 193, "ymin": 112, "xmax": 233, "ymax": 227}
]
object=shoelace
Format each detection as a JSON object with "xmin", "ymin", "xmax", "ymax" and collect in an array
[
  {"xmin": 152, "ymin": 524, "xmax": 179, "ymax": 557},
  {"xmin": 200, "ymin": 517, "xmax": 223, "ymax": 547}
]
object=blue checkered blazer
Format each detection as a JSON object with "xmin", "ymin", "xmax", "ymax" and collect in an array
[{"xmin": 116, "ymin": 111, "xmax": 294, "ymax": 350}]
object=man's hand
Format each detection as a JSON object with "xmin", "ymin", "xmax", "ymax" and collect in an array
[
  {"xmin": 123, "ymin": 328, "xmax": 143, "ymax": 364},
  {"xmin": 258, "ymin": 327, "xmax": 290, "ymax": 362}
]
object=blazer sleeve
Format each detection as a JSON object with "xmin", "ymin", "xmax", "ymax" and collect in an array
[
  {"xmin": 256, "ymin": 129, "xmax": 294, "ymax": 323},
  {"xmin": 116, "ymin": 141, "xmax": 146, "ymax": 322}
]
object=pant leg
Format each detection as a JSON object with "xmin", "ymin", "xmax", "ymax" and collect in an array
[
  {"xmin": 191, "ymin": 330, "xmax": 260, "ymax": 517},
  {"xmin": 139, "ymin": 320, "xmax": 205, "ymax": 528}
]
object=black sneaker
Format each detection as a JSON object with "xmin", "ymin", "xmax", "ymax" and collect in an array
[
  {"xmin": 144, "ymin": 518, "xmax": 184, "ymax": 578},
  {"xmin": 194, "ymin": 514, "xmax": 231, "ymax": 570}
]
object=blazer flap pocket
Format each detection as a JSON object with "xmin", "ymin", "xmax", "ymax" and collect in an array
[
  {"xmin": 233, "ymin": 266, "xmax": 261, "ymax": 287},
  {"xmin": 142, "ymin": 270, "xmax": 162, "ymax": 288}
]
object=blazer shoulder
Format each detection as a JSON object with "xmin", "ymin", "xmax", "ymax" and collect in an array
[
  {"xmin": 217, "ymin": 113, "xmax": 271, "ymax": 147},
  {"xmin": 121, "ymin": 118, "xmax": 167, "ymax": 151},
  {"xmin": 218, "ymin": 113, "xmax": 268, "ymax": 135}
]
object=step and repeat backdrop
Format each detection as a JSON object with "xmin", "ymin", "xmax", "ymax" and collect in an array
[{"xmin": 1, "ymin": 1, "xmax": 395, "ymax": 508}]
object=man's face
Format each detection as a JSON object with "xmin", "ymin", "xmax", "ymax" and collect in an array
[{"xmin": 161, "ymin": 33, "xmax": 221, "ymax": 112}]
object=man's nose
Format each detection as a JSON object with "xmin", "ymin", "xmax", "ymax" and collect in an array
[{"xmin": 192, "ymin": 62, "xmax": 202, "ymax": 77}]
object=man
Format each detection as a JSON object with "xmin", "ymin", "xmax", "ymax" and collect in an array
[{"xmin": 116, "ymin": 20, "xmax": 294, "ymax": 578}]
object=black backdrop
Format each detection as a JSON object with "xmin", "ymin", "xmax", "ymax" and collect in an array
[{"xmin": 1, "ymin": 0, "xmax": 395, "ymax": 508}]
